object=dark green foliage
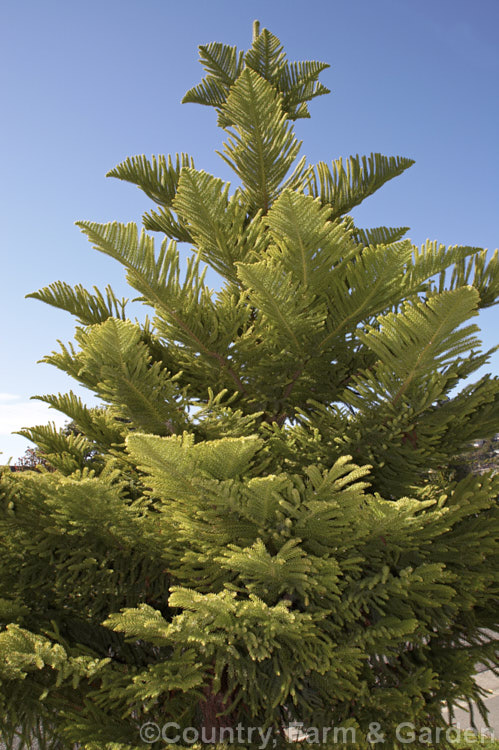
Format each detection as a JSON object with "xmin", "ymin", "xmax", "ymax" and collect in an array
[{"xmin": 1, "ymin": 23, "xmax": 498, "ymax": 750}]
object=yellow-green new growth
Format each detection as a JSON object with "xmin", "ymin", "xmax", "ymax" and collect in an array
[{"xmin": 1, "ymin": 21, "xmax": 498, "ymax": 750}]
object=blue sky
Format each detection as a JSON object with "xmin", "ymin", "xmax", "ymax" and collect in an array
[{"xmin": 1, "ymin": 0, "xmax": 498, "ymax": 462}]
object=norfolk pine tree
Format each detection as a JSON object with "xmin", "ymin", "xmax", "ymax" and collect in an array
[{"xmin": 1, "ymin": 21, "xmax": 499, "ymax": 749}]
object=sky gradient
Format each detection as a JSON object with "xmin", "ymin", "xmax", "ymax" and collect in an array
[{"xmin": 1, "ymin": 0, "xmax": 498, "ymax": 461}]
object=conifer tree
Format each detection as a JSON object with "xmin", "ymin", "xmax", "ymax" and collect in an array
[{"xmin": 1, "ymin": 22, "xmax": 499, "ymax": 750}]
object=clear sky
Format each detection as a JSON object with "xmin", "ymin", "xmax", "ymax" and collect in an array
[{"xmin": 1, "ymin": 0, "xmax": 498, "ymax": 462}]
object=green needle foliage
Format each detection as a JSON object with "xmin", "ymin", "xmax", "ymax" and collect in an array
[{"xmin": 1, "ymin": 21, "xmax": 499, "ymax": 750}]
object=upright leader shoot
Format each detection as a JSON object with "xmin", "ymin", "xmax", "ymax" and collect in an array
[{"xmin": 1, "ymin": 22, "xmax": 498, "ymax": 750}]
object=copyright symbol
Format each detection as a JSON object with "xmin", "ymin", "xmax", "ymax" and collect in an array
[{"xmin": 140, "ymin": 722, "xmax": 161, "ymax": 743}]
